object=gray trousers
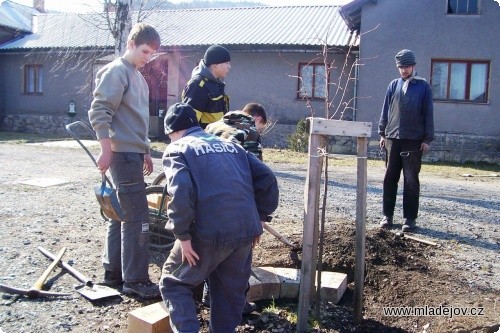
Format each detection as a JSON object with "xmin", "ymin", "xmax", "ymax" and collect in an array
[
  {"xmin": 102, "ymin": 152, "xmax": 150, "ymax": 282},
  {"xmin": 160, "ymin": 239, "xmax": 252, "ymax": 333}
]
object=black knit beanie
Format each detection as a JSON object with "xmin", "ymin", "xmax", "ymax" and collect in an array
[
  {"xmin": 395, "ymin": 49, "xmax": 416, "ymax": 67},
  {"xmin": 204, "ymin": 44, "xmax": 231, "ymax": 66},
  {"xmin": 164, "ymin": 103, "xmax": 200, "ymax": 135}
]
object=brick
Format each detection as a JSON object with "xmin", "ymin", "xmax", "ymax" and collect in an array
[{"xmin": 127, "ymin": 301, "xmax": 172, "ymax": 333}]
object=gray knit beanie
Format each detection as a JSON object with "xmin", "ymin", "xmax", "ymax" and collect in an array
[
  {"xmin": 395, "ymin": 49, "xmax": 416, "ymax": 67},
  {"xmin": 204, "ymin": 45, "xmax": 231, "ymax": 66}
]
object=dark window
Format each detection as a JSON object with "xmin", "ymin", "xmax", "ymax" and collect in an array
[
  {"xmin": 447, "ymin": 0, "xmax": 479, "ymax": 14},
  {"xmin": 24, "ymin": 64, "xmax": 43, "ymax": 94},
  {"xmin": 431, "ymin": 59, "xmax": 489, "ymax": 103},
  {"xmin": 298, "ymin": 63, "xmax": 327, "ymax": 99}
]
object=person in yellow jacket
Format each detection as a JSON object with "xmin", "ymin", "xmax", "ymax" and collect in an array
[{"xmin": 181, "ymin": 44, "xmax": 231, "ymax": 128}]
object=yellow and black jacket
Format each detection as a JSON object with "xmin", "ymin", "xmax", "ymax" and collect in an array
[{"xmin": 181, "ymin": 60, "xmax": 229, "ymax": 129}]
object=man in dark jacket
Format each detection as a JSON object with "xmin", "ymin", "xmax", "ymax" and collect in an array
[
  {"xmin": 378, "ymin": 49, "xmax": 434, "ymax": 232},
  {"xmin": 181, "ymin": 44, "xmax": 231, "ymax": 129},
  {"xmin": 159, "ymin": 103, "xmax": 279, "ymax": 333}
]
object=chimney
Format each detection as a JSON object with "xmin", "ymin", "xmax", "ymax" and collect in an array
[
  {"xmin": 33, "ymin": 0, "xmax": 45, "ymax": 13},
  {"xmin": 32, "ymin": 15, "xmax": 38, "ymax": 33}
]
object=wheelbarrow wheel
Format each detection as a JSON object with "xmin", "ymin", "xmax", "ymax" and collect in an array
[
  {"xmin": 151, "ymin": 171, "xmax": 166, "ymax": 186},
  {"xmin": 145, "ymin": 185, "xmax": 175, "ymax": 251}
]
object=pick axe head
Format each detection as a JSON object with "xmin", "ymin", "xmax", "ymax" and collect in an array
[
  {"xmin": 0, "ymin": 284, "xmax": 71, "ymax": 298},
  {"xmin": 0, "ymin": 247, "xmax": 71, "ymax": 298}
]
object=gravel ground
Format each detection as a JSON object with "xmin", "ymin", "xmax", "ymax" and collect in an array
[{"xmin": 0, "ymin": 141, "xmax": 498, "ymax": 332}]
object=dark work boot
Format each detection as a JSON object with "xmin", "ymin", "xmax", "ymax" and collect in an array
[
  {"xmin": 379, "ymin": 216, "xmax": 393, "ymax": 229},
  {"xmin": 103, "ymin": 270, "xmax": 123, "ymax": 288},
  {"xmin": 122, "ymin": 280, "xmax": 161, "ymax": 299},
  {"xmin": 242, "ymin": 301, "xmax": 257, "ymax": 315}
]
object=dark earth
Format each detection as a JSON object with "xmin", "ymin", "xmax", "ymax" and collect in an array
[{"xmin": 0, "ymin": 140, "xmax": 499, "ymax": 333}]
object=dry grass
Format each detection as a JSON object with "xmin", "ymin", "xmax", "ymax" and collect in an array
[{"xmin": 1, "ymin": 132, "xmax": 497, "ymax": 175}]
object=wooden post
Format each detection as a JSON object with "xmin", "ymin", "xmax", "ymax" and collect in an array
[
  {"xmin": 297, "ymin": 118, "xmax": 371, "ymax": 332},
  {"xmin": 354, "ymin": 137, "xmax": 368, "ymax": 322},
  {"xmin": 297, "ymin": 131, "xmax": 325, "ymax": 333}
]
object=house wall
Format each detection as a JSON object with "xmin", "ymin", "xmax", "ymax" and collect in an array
[
  {"xmin": 174, "ymin": 49, "xmax": 356, "ymax": 123},
  {"xmin": 164, "ymin": 48, "xmax": 356, "ymax": 147},
  {"xmin": 1, "ymin": 48, "xmax": 355, "ymax": 141},
  {"xmin": 354, "ymin": 0, "xmax": 500, "ymax": 162},
  {"xmin": 0, "ymin": 50, "xmax": 108, "ymax": 133},
  {"xmin": 0, "ymin": 58, "xmax": 4, "ymax": 113}
]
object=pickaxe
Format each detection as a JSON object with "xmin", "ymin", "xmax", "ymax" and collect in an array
[{"xmin": 0, "ymin": 247, "xmax": 72, "ymax": 298}]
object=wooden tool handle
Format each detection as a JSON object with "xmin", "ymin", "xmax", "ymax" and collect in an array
[
  {"xmin": 262, "ymin": 222, "xmax": 295, "ymax": 248},
  {"xmin": 32, "ymin": 247, "xmax": 66, "ymax": 291},
  {"xmin": 38, "ymin": 246, "xmax": 92, "ymax": 286}
]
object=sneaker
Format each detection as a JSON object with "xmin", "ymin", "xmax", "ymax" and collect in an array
[
  {"xmin": 379, "ymin": 216, "xmax": 393, "ymax": 229},
  {"xmin": 402, "ymin": 219, "xmax": 416, "ymax": 232},
  {"xmin": 103, "ymin": 271, "xmax": 123, "ymax": 288},
  {"xmin": 122, "ymin": 280, "xmax": 161, "ymax": 299},
  {"xmin": 242, "ymin": 301, "xmax": 257, "ymax": 315}
]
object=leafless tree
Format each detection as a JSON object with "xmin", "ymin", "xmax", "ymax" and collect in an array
[{"xmin": 281, "ymin": 22, "xmax": 379, "ymax": 322}]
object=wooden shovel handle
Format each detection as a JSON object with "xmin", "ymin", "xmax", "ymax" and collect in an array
[
  {"xmin": 262, "ymin": 222, "xmax": 295, "ymax": 248},
  {"xmin": 31, "ymin": 247, "xmax": 66, "ymax": 291}
]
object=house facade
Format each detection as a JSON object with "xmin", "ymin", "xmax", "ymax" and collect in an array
[
  {"xmin": 341, "ymin": 0, "xmax": 500, "ymax": 163},
  {"xmin": 1, "ymin": 0, "xmax": 499, "ymax": 163},
  {"xmin": 0, "ymin": 2, "xmax": 357, "ymax": 148}
]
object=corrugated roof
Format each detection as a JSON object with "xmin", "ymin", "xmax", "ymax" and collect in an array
[
  {"xmin": 1, "ymin": 5, "xmax": 358, "ymax": 51},
  {"xmin": 0, "ymin": 0, "xmax": 39, "ymax": 32}
]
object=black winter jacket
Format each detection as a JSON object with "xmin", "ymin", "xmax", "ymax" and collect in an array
[{"xmin": 181, "ymin": 60, "xmax": 230, "ymax": 129}]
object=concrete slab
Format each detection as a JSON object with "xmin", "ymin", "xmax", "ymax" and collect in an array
[
  {"xmin": 247, "ymin": 266, "xmax": 281, "ymax": 302},
  {"xmin": 318, "ymin": 271, "xmax": 348, "ymax": 304},
  {"xmin": 18, "ymin": 177, "xmax": 69, "ymax": 187},
  {"xmin": 273, "ymin": 267, "xmax": 301, "ymax": 299}
]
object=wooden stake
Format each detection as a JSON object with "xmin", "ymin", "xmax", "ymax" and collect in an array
[{"xmin": 354, "ymin": 137, "xmax": 368, "ymax": 323}]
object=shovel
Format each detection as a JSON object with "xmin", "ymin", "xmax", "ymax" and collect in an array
[
  {"xmin": 262, "ymin": 222, "xmax": 297, "ymax": 249},
  {"xmin": 38, "ymin": 246, "xmax": 120, "ymax": 301}
]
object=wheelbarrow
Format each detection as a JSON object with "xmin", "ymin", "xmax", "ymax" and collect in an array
[{"xmin": 65, "ymin": 121, "xmax": 175, "ymax": 250}]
